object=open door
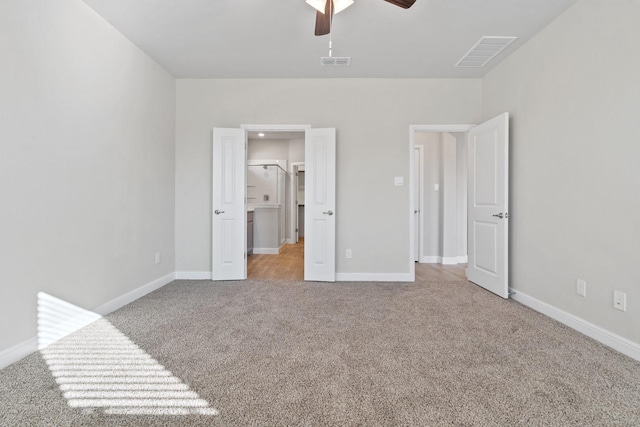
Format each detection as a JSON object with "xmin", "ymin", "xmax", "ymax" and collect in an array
[
  {"xmin": 212, "ymin": 128, "xmax": 246, "ymax": 281},
  {"xmin": 467, "ymin": 113, "xmax": 509, "ymax": 298},
  {"xmin": 304, "ymin": 128, "xmax": 336, "ymax": 282}
]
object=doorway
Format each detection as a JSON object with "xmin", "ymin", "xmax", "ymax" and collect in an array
[
  {"xmin": 409, "ymin": 124, "xmax": 474, "ymax": 282},
  {"xmin": 409, "ymin": 114, "xmax": 510, "ymax": 298},
  {"xmin": 413, "ymin": 131, "xmax": 469, "ymax": 265},
  {"xmin": 211, "ymin": 124, "xmax": 337, "ymax": 282},
  {"xmin": 246, "ymin": 130, "xmax": 305, "ymax": 280}
]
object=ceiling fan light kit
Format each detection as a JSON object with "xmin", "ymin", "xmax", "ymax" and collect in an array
[
  {"xmin": 306, "ymin": 0, "xmax": 354, "ymax": 14},
  {"xmin": 308, "ymin": 0, "xmax": 417, "ymax": 67},
  {"xmin": 309, "ymin": 0, "xmax": 416, "ymax": 36}
]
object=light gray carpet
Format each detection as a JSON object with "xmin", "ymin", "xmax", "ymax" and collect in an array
[{"xmin": 1, "ymin": 279, "xmax": 639, "ymax": 426}]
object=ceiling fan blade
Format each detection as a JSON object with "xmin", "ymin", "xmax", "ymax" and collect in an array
[
  {"xmin": 383, "ymin": 0, "xmax": 416, "ymax": 9},
  {"xmin": 314, "ymin": 0, "xmax": 332, "ymax": 36}
]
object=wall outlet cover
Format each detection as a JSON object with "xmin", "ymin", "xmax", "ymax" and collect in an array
[{"xmin": 613, "ymin": 291, "xmax": 627, "ymax": 311}]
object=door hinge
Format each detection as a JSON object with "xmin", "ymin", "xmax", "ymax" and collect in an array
[{"xmin": 295, "ymin": 228, "xmax": 298, "ymax": 232}]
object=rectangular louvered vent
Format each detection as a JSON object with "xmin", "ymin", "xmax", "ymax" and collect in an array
[
  {"xmin": 455, "ymin": 36, "xmax": 517, "ymax": 68},
  {"xmin": 321, "ymin": 56, "xmax": 351, "ymax": 66}
]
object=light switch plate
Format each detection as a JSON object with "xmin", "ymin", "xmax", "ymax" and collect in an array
[
  {"xmin": 576, "ymin": 279, "xmax": 586, "ymax": 297},
  {"xmin": 394, "ymin": 177, "xmax": 404, "ymax": 186},
  {"xmin": 434, "ymin": 183, "xmax": 440, "ymax": 192}
]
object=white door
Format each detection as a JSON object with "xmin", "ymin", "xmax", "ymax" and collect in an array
[
  {"xmin": 304, "ymin": 128, "xmax": 336, "ymax": 282},
  {"xmin": 467, "ymin": 113, "xmax": 509, "ymax": 298},
  {"xmin": 294, "ymin": 166, "xmax": 300, "ymax": 243},
  {"xmin": 212, "ymin": 128, "xmax": 246, "ymax": 281},
  {"xmin": 414, "ymin": 146, "xmax": 423, "ymax": 262}
]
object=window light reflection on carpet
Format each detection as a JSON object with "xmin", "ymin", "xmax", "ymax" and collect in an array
[{"xmin": 37, "ymin": 292, "xmax": 218, "ymax": 416}]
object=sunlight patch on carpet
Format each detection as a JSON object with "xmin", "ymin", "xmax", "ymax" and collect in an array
[{"xmin": 37, "ymin": 293, "xmax": 218, "ymax": 416}]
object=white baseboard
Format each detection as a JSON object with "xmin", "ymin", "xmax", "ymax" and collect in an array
[
  {"xmin": 93, "ymin": 272, "xmax": 175, "ymax": 316},
  {"xmin": 0, "ymin": 337, "xmax": 38, "ymax": 371},
  {"xmin": 510, "ymin": 288, "xmax": 640, "ymax": 362},
  {"xmin": 175, "ymin": 271, "xmax": 212, "ymax": 280},
  {"xmin": 0, "ymin": 272, "xmax": 176, "ymax": 370},
  {"xmin": 336, "ymin": 273, "xmax": 413, "ymax": 282},
  {"xmin": 420, "ymin": 255, "xmax": 468, "ymax": 265},
  {"xmin": 253, "ymin": 248, "xmax": 279, "ymax": 255}
]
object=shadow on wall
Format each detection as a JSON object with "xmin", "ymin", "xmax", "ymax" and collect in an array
[{"xmin": 37, "ymin": 292, "xmax": 218, "ymax": 416}]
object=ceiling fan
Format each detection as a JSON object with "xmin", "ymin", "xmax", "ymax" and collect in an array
[{"xmin": 306, "ymin": 0, "xmax": 416, "ymax": 36}]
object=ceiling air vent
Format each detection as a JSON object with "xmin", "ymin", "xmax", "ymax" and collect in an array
[
  {"xmin": 321, "ymin": 56, "xmax": 351, "ymax": 66},
  {"xmin": 455, "ymin": 36, "xmax": 517, "ymax": 68}
]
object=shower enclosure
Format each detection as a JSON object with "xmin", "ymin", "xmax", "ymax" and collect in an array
[{"xmin": 247, "ymin": 163, "xmax": 287, "ymax": 254}]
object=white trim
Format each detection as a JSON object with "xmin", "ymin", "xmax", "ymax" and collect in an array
[
  {"xmin": 0, "ymin": 336, "xmax": 38, "ymax": 370},
  {"xmin": 241, "ymin": 124, "xmax": 312, "ymax": 132},
  {"xmin": 410, "ymin": 124, "xmax": 476, "ymax": 133},
  {"xmin": 510, "ymin": 289, "xmax": 640, "ymax": 362},
  {"xmin": 253, "ymin": 248, "xmax": 280, "ymax": 255},
  {"xmin": 414, "ymin": 145, "xmax": 424, "ymax": 262},
  {"xmin": 336, "ymin": 273, "xmax": 413, "ymax": 282},
  {"xmin": 457, "ymin": 255, "xmax": 468, "ymax": 263},
  {"xmin": 93, "ymin": 273, "xmax": 175, "ymax": 316},
  {"xmin": 0, "ymin": 272, "xmax": 175, "ymax": 370},
  {"xmin": 420, "ymin": 256, "xmax": 443, "ymax": 264},
  {"xmin": 175, "ymin": 271, "xmax": 212, "ymax": 280},
  {"xmin": 408, "ymin": 130, "xmax": 416, "ymax": 281},
  {"xmin": 442, "ymin": 257, "xmax": 458, "ymax": 265}
]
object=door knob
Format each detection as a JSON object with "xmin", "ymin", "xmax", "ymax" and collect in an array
[
  {"xmin": 492, "ymin": 213, "xmax": 504, "ymax": 219},
  {"xmin": 214, "ymin": 209, "xmax": 225, "ymax": 215},
  {"xmin": 323, "ymin": 210, "xmax": 333, "ymax": 216}
]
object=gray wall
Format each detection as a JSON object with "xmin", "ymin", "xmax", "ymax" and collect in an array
[
  {"xmin": 0, "ymin": 0, "xmax": 176, "ymax": 353},
  {"xmin": 482, "ymin": 0, "xmax": 640, "ymax": 343},
  {"xmin": 175, "ymin": 79, "xmax": 482, "ymax": 275}
]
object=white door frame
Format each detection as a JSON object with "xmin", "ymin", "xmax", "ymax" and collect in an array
[
  {"xmin": 290, "ymin": 162, "xmax": 305, "ymax": 243},
  {"xmin": 414, "ymin": 145, "xmax": 424, "ymax": 262},
  {"xmin": 241, "ymin": 124, "xmax": 311, "ymax": 268},
  {"xmin": 409, "ymin": 124, "xmax": 475, "ymax": 281}
]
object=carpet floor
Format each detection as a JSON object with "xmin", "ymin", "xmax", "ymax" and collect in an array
[{"xmin": 1, "ymin": 279, "xmax": 639, "ymax": 426}]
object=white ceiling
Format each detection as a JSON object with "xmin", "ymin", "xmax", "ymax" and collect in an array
[{"xmin": 82, "ymin": 0, "xmax": 578, "ymax": 79}]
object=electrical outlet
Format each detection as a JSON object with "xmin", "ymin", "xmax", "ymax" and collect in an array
[
  {"xmin": 613, "ymin": 291, "xmax": 627, "ymax": 311},
  {"xmin": 346, "ymin": 249, "xmax": 352, "ymax": 259},
  {"xmin": 576, "ymin": 279, "xmax": 586, "ymax": 297},
  {"xmin": 155, "ymin": 252, "xmax": 161, "ymax": 264}
]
